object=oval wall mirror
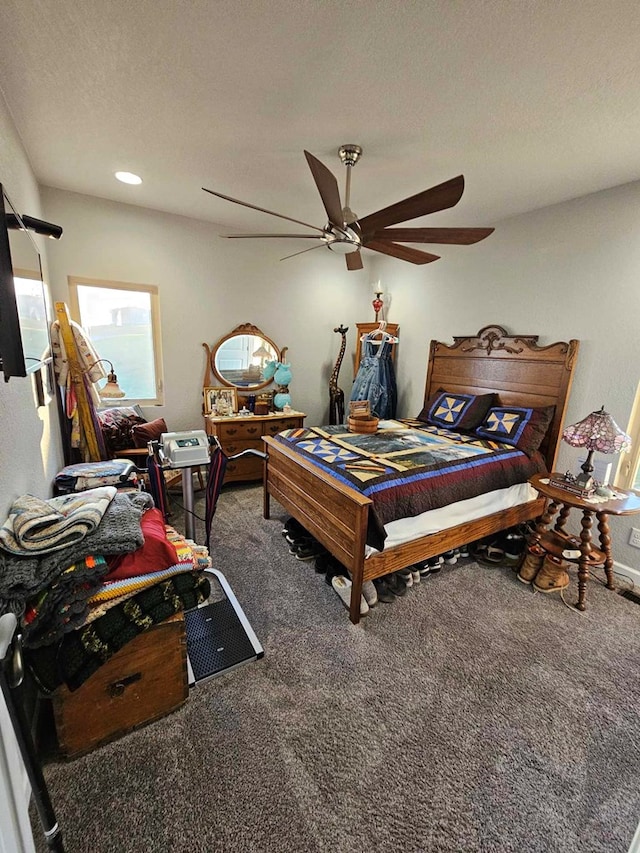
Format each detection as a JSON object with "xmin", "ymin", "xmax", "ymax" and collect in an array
[{"xmin": 203, "ymin": 323, "xmax": 280, "ymax": 391}]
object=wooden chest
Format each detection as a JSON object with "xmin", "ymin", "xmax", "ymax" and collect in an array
[
  {"xmin": 204, "ymin": 411, "xmax": 306, "ymax": 483},
  {"xmin": 52, "ymin": 613, "xmax": 188, "ymax": 758}
]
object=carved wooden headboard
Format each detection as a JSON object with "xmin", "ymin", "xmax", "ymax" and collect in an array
[{"xmin": 424, "ymin": 325, "xmax": 580, "ymax": 471}]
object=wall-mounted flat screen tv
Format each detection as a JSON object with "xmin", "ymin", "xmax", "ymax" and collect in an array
[{"xmin": 0, "ymin": 183, "xmax": 50, "ymax": 381}]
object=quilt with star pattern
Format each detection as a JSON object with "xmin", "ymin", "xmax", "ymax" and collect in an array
[{"xmin": 272, "ymin": 418, "xmax": 546, "ymax": 550}]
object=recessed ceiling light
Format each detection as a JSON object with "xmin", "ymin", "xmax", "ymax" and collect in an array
[{"xmin": 115, "ymin": 171, "xmax": 142, "ymax": 185}]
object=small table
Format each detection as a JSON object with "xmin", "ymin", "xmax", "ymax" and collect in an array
[{"xmin": 529, "ymin": 473, "xmax": 640, "ymax": 611}]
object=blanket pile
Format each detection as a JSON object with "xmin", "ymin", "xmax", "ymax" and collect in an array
[
  {"xmin": 1, "ymin": 485, "xmax": 214, "ymax": 691},
  {"xmin": 0, "ymin": 491, "xmax": 153, "ymax": 617},
  {"xmin": 0, "ymin": 486, "xmax": 116, "ymax": 555},
  {"xmin": 26, "ymin": 572, "xmax": 211, "ymax": 692}
]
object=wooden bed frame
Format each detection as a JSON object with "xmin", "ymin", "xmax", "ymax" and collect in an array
[{"xmin": 263, "ymin": 325, "xmax": 580, "ymax": 624}]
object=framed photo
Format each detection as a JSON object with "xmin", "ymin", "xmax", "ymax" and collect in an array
[{"xmin": 204, "ymin": 386, "xmax": 238, "ymax": 416}]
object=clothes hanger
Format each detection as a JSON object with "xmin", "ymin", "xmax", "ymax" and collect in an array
[{"xmin": 360, "ymin": 321, "xmax": 398, "ymax": 344}]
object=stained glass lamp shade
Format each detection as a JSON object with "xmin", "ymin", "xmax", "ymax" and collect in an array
[{"xmin": 562, "ymin": 405, "xmax": 631, "ymax": 488}]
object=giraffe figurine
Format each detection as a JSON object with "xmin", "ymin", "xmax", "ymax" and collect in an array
[{"xmin": 329, "ymin": 325, "xmax": 349, "ymax": 425}]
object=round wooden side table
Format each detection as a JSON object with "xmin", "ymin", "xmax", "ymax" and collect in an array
[{"xmin": 529, "ymin": 473, "xmax": 640, "ymax": 611}]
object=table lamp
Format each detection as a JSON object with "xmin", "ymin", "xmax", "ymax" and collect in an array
[
  {"xmin": 561, "ymin": 405, "xmax": 631, "ymax": 493},
  {"xmin": 252, "ymin": 345, "xmax": 271, "ymax": 369}
]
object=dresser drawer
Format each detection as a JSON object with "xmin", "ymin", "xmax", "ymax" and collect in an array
[
  {"xmin": 224, "ymin": 454, "xmax": 264, "ymax": 482},
  {"xmin": 223, "ymin": 438, "xmax": 262, "ymax": 457},
  {"xmin": 263, "ymin": 417, "xmax": 303, "ymax": 436},
  {"xmin": 216, "ymin": 421, "xmax": 263, "ymax": 441},
  {"xmin": 204, "ymin": 412, "xmax": 305, "ymax": 483}
]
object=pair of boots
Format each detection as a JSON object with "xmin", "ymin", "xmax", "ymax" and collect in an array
[{"xmin": 517, "ymin": 545, "xmax": 570, "ymax": 593}]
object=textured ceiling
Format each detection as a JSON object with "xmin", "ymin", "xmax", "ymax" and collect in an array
[{"xmin": 1, "ymin": 0, "xmax": 640, "ymax": 237}]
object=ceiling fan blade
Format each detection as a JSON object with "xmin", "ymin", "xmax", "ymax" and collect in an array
[
  {"xmin": 345, "ymin": 251, "xmax": 363, "ymax": 271},
  {"xmin": 224, "ymin": 233, "xmax": 325, "ymax": 239},
  {"xmin": 358, "ymin": 175, "xmax": 465, "ymax": 234},
  {"xmin": 364, "ymin": 239, "xmax": 440, "ymax": 265},
  {"xmin": 280, "ymin": 243, "xmax": 327, "ymax": 262},
  {"xmin": 371, "ymin": 226, "xmax": 494, "ymax": 245},
  {"xmin": 304, "ymin": 151, "xmax": 344, "ymax": 228},
  {"xmin": 202, "ymin": 187, "xmax": 325, "ymax": 233}
]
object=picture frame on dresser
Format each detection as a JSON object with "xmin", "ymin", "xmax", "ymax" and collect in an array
[{"xmin": 204, "ymin": 386, "xmax": 238, "ymax": 416}]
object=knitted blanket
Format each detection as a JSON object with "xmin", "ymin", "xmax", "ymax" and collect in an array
[
  {"xmin": 88, "ymin": 563, "xmax": 198, "ymax": 604},
  {"xmin": 26, "ymin": 572, "xmax": 211, "ymax": 693},
  {"xmin": 0, "ymin": 486, "xmax": 116, "ymax": 555},
  {"xmin": 22, "ymin": 555, "xmax": 111, "ymax": 649},
  {"xmin": 0, "ymin": 491, "xmax": 154, "ymax": 617}
]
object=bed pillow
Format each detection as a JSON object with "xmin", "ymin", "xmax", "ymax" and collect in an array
[
  {"xmin": 105, "ymin": 507, "xmax": 179, "ymax": 580},
  {"xmin": 131, "ymin": 417, "xmax": 168, "ymax": 448},
  {"xmin": 474, "ymin": 405, "xmax": 555, "ymax": 453},
  {"xmin": 417, "ymin": 391, "xmax": 497, "ymax": 431}
]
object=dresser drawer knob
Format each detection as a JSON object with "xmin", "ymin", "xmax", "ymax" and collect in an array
[
  {"xmin": 248, "ymin": 427, "xmax": 258, "ymax": 434},
  {"xmin": 227, "ymin": 428, "xmax": 237, "ymax": 435}
]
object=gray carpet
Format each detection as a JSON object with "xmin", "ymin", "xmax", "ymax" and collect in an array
[{"xmin": 33, "ymin": 484, "xmax": 640, "ymax": 853}]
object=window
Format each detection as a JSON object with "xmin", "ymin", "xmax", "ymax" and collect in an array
[
  {"xmin": 616, "ymin": 382, "xmax": 640, "ymax": 491},
  {"xmin": 68, "ymin": 277, "xmax": 163, "ymax": 405}
]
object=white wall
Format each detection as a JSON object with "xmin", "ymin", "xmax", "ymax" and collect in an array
[
  {"xmin": 41, "ymin": 187, "xmax": 368, "ymax": 430},
  {"xmin": 373, "ymin": 180, "xmax": 640, "ymax": 571},
  {"xmin": 0, "ymin": 91, "xmax": 50, "ymax": 853},
  {"xmin": 39, "ymin": 179, "xmax": 640, "ymax": 573},
  {"xmin": 0, "ymin": 105, "xmax": 63, "ymax": 519}
]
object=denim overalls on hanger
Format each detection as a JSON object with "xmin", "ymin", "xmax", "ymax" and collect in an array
[{"xmin": 350, "ymin": 332, "xmax": 397, "ymax": 419}]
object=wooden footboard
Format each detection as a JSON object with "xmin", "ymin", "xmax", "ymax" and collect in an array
[
  {"xmin": 263, "ymin": 435, "xmax": 545, "ymax": 624},
  {"xmin": 262, "ymin": 436, "xmax": 369, "ymax": 623}
]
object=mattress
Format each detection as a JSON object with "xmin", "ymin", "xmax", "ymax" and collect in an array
[{"xmin": 365, "ymin": 481, "xmax": 538, "ymax": 556}]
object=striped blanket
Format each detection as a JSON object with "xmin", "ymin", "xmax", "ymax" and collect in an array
[{"xmin": 0, "ymin": 487, "xmax": 116, "ymax": 555}]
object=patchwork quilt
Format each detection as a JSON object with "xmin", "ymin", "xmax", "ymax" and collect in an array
[{"xmin": 272, "ymin": 419, "xmax": 546, "ymax": 550}]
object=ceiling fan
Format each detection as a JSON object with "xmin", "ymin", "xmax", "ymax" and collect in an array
[{"xmin": 202, "ymin": 145, "xmax": 494, "ymax": 271}]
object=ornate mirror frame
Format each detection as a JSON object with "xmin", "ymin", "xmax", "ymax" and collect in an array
[{"xmin": 202, "ymin": 322, "xmax": 281, "ymax": 392}]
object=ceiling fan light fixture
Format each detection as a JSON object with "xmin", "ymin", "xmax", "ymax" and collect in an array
[
  {"xmin": 324, "ymin": 223, "xmax": 361, "ymax": 254},
  {"xmin": 326, "ymin": 239, "xmax": 360, "ymax": 255}
]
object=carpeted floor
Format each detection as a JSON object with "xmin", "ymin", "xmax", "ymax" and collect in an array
[{"xmin": 33, "ymin": 484, "xmax": 640, "ymax": 853}]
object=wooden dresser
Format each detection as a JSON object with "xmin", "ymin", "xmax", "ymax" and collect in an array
[{"xmin": 205, "ymin": 411, "xmax": 306, "ymax": 483}]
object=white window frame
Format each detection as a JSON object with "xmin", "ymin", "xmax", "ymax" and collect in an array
[
  {"xmin": 616, "ymin": 383, "xmax": 640, "ymax": 491},
  {"xmin": 68, "ymin": 276, "xmax": 164, "ymax": 406}
]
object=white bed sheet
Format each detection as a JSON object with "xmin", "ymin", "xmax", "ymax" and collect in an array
[{"xmin": 366, "ymin": 482, "xmax": 538, "ymax": 557}]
